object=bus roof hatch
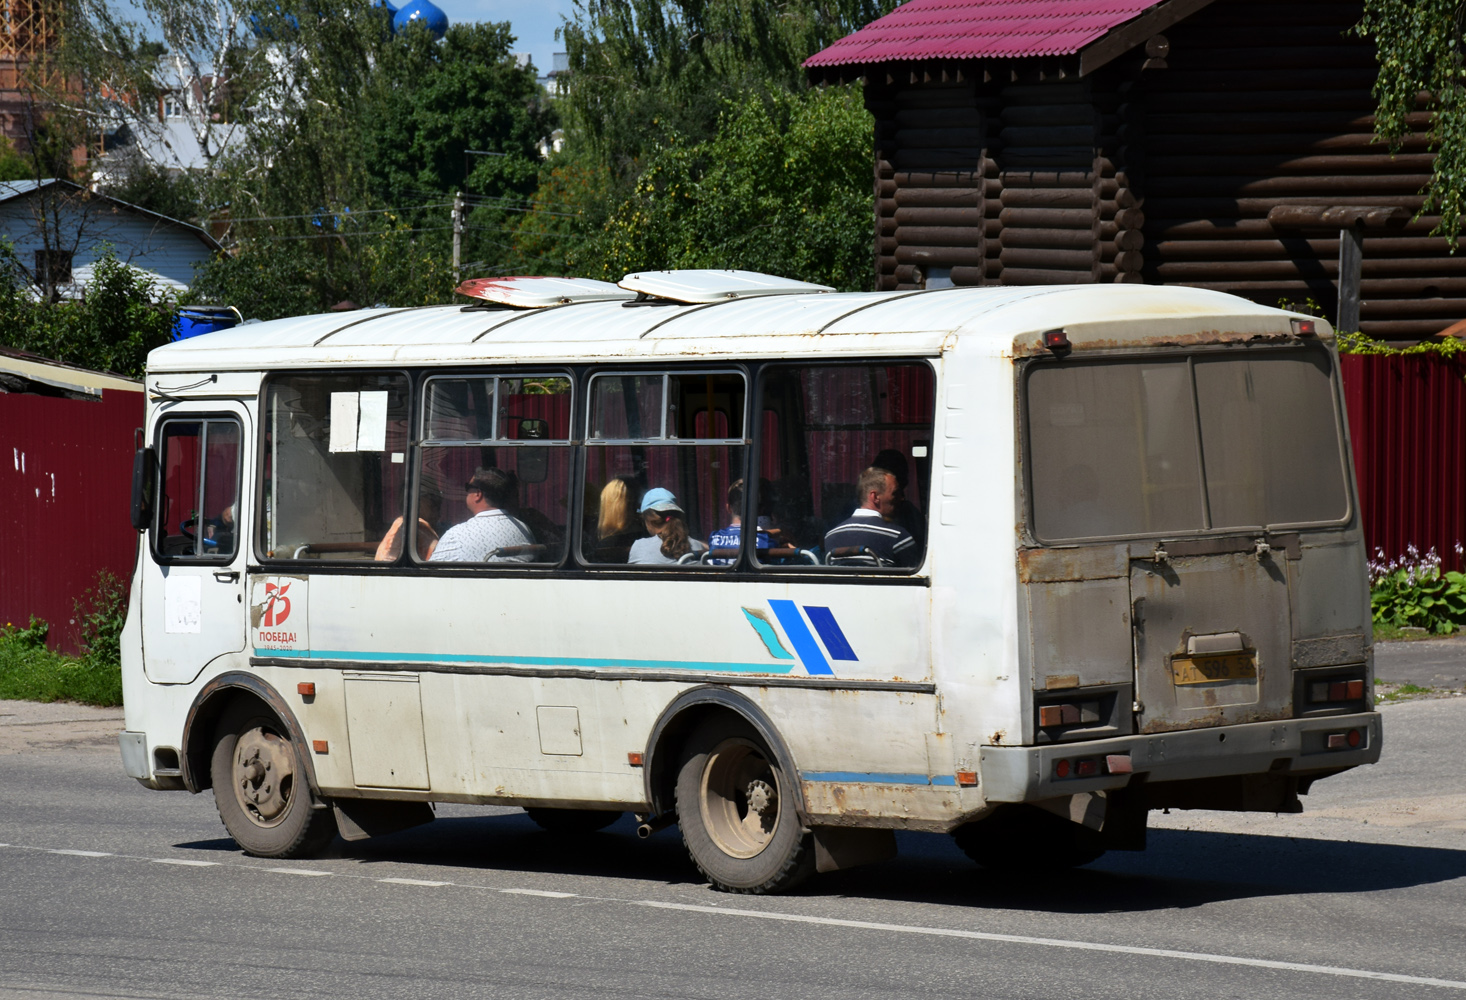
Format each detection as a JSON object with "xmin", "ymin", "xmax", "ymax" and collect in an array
[
  {"xmin": 455, "ymin": 276, "xmax": 635, "ymax": 309},
  {"xmin": 618, "ymin": 269, "xmax": 834, "ymax": 304}
]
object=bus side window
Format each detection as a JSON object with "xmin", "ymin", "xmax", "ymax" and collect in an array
[
  {"xmin": 416, "ymin": 374, "xmax": 573, "ymax": 565},
  {"xmin": 583, "ymin": 371, "xmax": 746, "ymax": 567},
  {"xmin": 154, "ymin": 418, "xmax": 241, "ymax": 560},
  {"xmin": 259, "ymin": 373, "xmax": 410, "ymax": 562},
  {"xmin": 754, "ymin": 363, "xmax": 935, "ymax": 570}
]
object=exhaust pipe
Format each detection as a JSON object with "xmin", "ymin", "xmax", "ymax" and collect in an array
[{"xmin": 635, "ymin": 812, "xmax": 676, "ymax": 839}]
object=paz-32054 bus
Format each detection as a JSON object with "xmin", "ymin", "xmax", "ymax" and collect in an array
[{"xmin": 118, "ymin": 271, "xmax": 1380, "ymax": 894}]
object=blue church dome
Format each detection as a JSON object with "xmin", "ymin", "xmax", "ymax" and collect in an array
[{"xmin": 393, "ymin": 0, "xmax": 448, "ymax": 39}]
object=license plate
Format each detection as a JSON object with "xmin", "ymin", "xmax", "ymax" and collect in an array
[{"xmin": 1171, "ymin": 653, "xmax": 1257, "ymax": 686}]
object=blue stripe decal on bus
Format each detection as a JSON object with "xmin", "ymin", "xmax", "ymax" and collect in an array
[
  {"xmin": 767, "ymin": 600, "xmax": 834, "ymax": 676},
  {"xmin": 741, "ymin": 608, "xmax": 795, "ymax": 660},
  {"xmin": 804, "ymin": 771, "xmax": 959, "ymax": 786},
  {"xmin": 802, "ymin": 606, "xmax": 858, "ymax": 661},
  {"xmin": 252, "ymin": 648, "xmax": 795, "ymax": 674}
]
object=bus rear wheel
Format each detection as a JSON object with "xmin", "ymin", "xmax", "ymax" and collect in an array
[
  {"xmin": 674, "ymin": 718, "xmax": 813, "ymax": 894},
  {"xmin": 953, "ymin": 804, "xmax": 1105, "ymax": 870},
  {"xmin": 525, "ymin": 808, "xmax": 623, "ymax": 834},
  {"xmin": 210, "ymin": 701, "xmax": 337, "ymax": 859}
]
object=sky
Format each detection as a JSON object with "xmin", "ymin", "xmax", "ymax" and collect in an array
[{"xmin": 432, "ymin": 0, "xmax": 575, "ymax": 75}]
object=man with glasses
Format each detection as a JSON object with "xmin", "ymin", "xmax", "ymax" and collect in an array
[{"xmin": 429, "ymin": 468, "xmax": 537, "ymax": 562}]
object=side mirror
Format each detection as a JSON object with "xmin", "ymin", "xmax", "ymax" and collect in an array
[{"xmin": 130, "ymin": 443, "xmax": 156, "ymax": 530}]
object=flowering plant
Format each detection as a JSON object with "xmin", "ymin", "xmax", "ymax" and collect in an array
[{"xmin": 1370, "ymin": 544, "xmax": 1466, "ymax": 635}]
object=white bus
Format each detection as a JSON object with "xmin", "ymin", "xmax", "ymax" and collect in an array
[{"xmin": 119, "ymin": 271, "xmax": 1381, "ymax": 894}]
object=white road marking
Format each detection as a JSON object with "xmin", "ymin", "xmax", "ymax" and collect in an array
[
  {"xmin": 636, "ymin": 900, "xmax": 1466, "ymax": 990},
  {"xmin": 266, "ymin": 868, "xmax": 332, "ymax": 876},
  {"xmin": 25, "ymin": 841, "xmax": 1466, "ymax": 989},
  {"xmin": 500, "ymin": 887, "xmax": 576, "ymax": 898},
  {"xmin": 378, "ymin": 877, "xmax": 450, "ymax": 887}
]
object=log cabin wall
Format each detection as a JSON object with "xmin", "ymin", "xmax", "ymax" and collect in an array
[
  {"xmin": 857, "ymin": 0, "xmax": 1460, "ymax": 338},
  {"xmin": 1140, "ymin": 0, "xmax": 1456, "ymax": 340}
]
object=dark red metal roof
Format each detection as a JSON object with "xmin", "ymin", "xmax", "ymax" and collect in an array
[{"xmin": 804, "ymin": 0, "xmax": 1166, "ymax": 68}]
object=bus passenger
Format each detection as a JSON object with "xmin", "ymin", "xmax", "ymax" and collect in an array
[
  {"xmin": 592, "ymin": 476, "xmax": 646, "ymax": 563},
  {"xmin": 823, "ymin": 467, "xmax": 918, "ymax": 567},
  {"xmin": 629, "ymin": 488, "xmax": 708, "ymax": 565},
  {"xmin": 707, "ymin": 479, "xmax": 770, "ymax": 565},
  {"xmin": 375, "ymin": 491, "xmax": 442, "ymax": 561},
  {"xmin": 429, "ymin": 468, "xmax": 537, "ymax": 562},
  {"xmin": 871, "ymin": 448, "xmax": 925, "ymax": 549}
]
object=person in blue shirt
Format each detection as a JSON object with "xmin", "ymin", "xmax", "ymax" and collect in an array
[{"xmin": 707, "ymin": 479, "xmax": 771, "ymax": 565}]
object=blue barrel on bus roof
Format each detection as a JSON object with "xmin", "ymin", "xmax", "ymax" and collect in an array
[{"xmin": 173, "ymin": 306, "xmax": 241, "ymax": 341}]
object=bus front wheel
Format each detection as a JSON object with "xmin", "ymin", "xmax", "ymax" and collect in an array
[
  {"xmin": 210, "ymin": 701, "xmax": 338, "ymax": 859},
  {"xmin": 674, "ymin": 718, "xmax": 814, "ymax": 894}
]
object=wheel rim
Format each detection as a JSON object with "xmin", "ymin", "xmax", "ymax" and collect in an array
[
  {"xmin": 231, "ymin": 726, "xmax": 297, "ymax": 829},
  {"xmin": 699, "ymin": 738, "xmax": 781, "ymax": 859}
]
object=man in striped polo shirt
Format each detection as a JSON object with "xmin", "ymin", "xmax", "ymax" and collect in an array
[{"xmin": 823, "ymin": 466, "xmax": 918, "ymax": 567}]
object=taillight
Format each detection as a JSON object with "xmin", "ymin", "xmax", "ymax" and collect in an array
[
  {"xmin": 1309, "ymin": 676, "xmax": 1366, "ymax": 704},
  {"xmin": 1326, "ymin": 729, "xmax": 1364, "ymax": 750}
]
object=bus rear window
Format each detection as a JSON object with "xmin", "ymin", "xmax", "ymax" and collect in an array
[{"xmin": 1025, "ymin": 346, "xmax": 1348, "ymax": 541}]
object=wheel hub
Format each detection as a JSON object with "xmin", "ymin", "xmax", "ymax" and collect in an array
[
  {"xmin": 700, "ymin": 739, "xmax": 782, "ymax": 859},
  {"xmin": 233, "ymin": 727, "xmax": 294, "ymax": 826}
]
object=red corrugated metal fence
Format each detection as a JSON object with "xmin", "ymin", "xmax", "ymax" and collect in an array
[
  {"xmin": 0, "ymin": 389, "xmax": 145, "ymax": 653},
  {"xmin": 1340, "ymin": 352, "xmax": 1466, "ymax": 572}
]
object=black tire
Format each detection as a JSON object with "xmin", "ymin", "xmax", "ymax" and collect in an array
[
  {"xmin": 674, "ymin": 716, "xmax": 814, "ymax": 894},
  {"xmin": 210, "ymin": 700, "xmax": 337, "ymax": 859},
  {"xmin": 525, "ymin": 808, "xmax": 623, "ymax": 834},
  {"xmin": 953, "ymin": 804, "xmax": 1106, "ymax": 870}
]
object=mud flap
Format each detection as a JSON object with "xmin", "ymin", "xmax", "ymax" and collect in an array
[
  {"xmin": 812, "ymin": 827, "xmax": 897, "ymax": 873},
  {"xmin": 332, "ymin": 799, "xmax": 436, "ymax": 842},
  {"xmin": 1031, "ymin": 783, "xmax": 1150, "ymax": 852}
]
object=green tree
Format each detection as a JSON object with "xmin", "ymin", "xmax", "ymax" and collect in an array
[
  {"xmin": 1356, "ymin": 0, "xmax": 1466, "ymax": 240},
  {"xmin": 0, "ymin": 241, "xmax": 178, "ymax": 376},
  {"xmin": 577, "ymin": 87, "xmax": 874, "ymax": 290},
  {"xmin": 363, "ymin": 23, "xmax": 555, "ymax": 206}
]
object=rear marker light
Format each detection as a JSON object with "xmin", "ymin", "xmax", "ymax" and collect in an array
[
  {"xmin": 1106, "ymin": 754, "xmax": 1133, "ymax": 774},
  {"xmin": 1075, "ymin": 759, "xmax": 1100, "ymax": 777},
  {"xmin": 627, "ymin": 752, "xmax": 644, "ymax": 767},
  {"xmin": 1292, "ymin": 318, "xmax": 1317, "ymax": 336},
  {"xmin": 312, "ymin": 740, "xmax": 328, "ymax": 754},
  {"xmin": 297, "ymin": 682, "xmax": 316, "ymax": 697},
  {"xmin": 1042, "ymin": 328, "xmax": 1072, "ymax": 355},
  {"xmin": 1054, "ymin": 759, "xmax": 1071, "ymax": 779},
  {"xmin": 956, "ymin": 770, "xmax": 978, "ymax": 786},
  {"xmin": 1347, "ymin": 728, "xmax": 1362, "ymax": 748}
]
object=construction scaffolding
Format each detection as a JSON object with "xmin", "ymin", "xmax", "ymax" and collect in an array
[{"xmin": 0, "ymin": 0, "xmax": 60, "ymax": 152}]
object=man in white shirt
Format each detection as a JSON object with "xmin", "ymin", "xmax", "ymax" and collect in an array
[{"xmin": 429, "ymin": 468, "xmax": 537, "ymax": 562}]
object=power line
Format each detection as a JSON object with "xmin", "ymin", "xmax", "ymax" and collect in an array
[{"xmin": 229, "ymin": 203, "xmax": 454, "ymax": 223}]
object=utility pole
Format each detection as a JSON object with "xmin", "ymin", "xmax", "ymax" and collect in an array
[{"xmin": 452, "ymin": 190, "xmax": 463, "ymax": 285}]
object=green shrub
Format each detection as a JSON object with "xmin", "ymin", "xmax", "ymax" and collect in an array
[
  {"xmin": 1370, "ymin": 545, "xmax": 1466, "ymax": 635},
  {"xmin": 0, "ymin": 570, "xmax": 127, "ymax": 706}
]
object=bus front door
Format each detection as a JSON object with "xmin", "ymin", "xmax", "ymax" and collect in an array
[{"xmin": 142, "ymin": 405, "xmax": 250, "ymax": 684}]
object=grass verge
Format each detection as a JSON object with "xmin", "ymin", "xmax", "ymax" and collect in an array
[
  {"xmin": 0, "ymin": 620, "xmax": 123, "ymax": 706},
  {"xmin": 1373, "ymin": 623, "xmax": 1456, "ymax": 643}
]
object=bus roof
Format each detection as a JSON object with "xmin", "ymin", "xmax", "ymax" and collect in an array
[{"xmin": 148, "ymin": 283, "xmax": 1322, "ymax": 373}]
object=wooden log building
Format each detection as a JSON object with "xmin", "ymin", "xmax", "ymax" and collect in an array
[{"xmin": 805, "ymin": 0, "xmax": 1461, "ymax": 341}]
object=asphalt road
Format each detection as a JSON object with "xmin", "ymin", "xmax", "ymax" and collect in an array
[
  {"xmin": 1376, "ymin": 635, "xmax": 1466, "ymax": 690},
  {"xmin": 3, "ymin": 689, "xmax": 1466, "ymax": 999}
]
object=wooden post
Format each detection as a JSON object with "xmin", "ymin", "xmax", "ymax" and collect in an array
[{"xmin": 1337, "ymin": 222, "xmax": 1363, "ymax": 333}]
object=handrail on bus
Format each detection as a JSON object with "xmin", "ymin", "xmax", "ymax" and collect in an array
[
  {"xmin": 291, "ymin": 541, "xmax": 380, "ymax": 559},
  {"xmin": 489, "ymin": 544, "xmax": 548, "ymax": 559}
]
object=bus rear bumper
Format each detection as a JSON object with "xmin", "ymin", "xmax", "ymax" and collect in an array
[{"xmin": 977, "ymin": 711, "xmax": 1382, "ymax": 804}]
